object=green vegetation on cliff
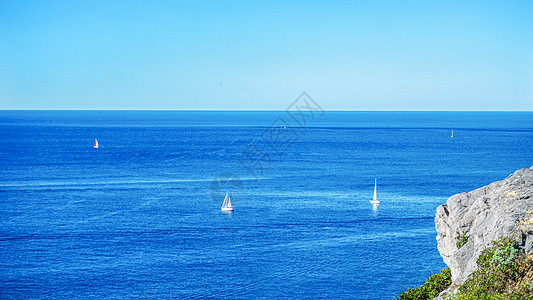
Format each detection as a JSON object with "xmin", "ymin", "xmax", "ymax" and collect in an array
[
  {"xmin": 396, "ymin": 268, "xmax": 451, "ymax": 300},
  {"xmin": 456, "ymin": 232, "xmax": 468, "ymax": 249},
  {"xmin": 397, "ymin": 234, "xmax": 533, "ymax": 299},
  {"xmin": 454, "ymin": 235, "xmax": 533, "ymax": 299}
]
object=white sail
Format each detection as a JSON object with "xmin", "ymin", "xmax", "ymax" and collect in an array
[
  {"xmin": 373, "ymin": 179, "xmax": 377, "ymax": 201},
  {"xmin": 222, "ymin": 192, "xmax": 229, "ymax": 207},
  {"xmin": 221, "ymin": 191, "xmax": 233, "ymax": 211},
  {"xmin": 370, "ymin": 179, "xmax": 379, "ymax": 205}
]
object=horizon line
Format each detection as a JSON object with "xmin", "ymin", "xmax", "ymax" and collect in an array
[{"xmin": 1, "ymin": 109, "xmax": 533, "ymax": 112}]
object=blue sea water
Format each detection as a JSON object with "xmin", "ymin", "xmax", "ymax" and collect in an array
[{"xmin": 1, "ymin": 111, "xmax": 533, "ymax": 299}]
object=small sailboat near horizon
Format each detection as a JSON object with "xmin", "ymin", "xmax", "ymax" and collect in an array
[
  {"xmin": 221, "ymin": 191, "xmax": 234, "ymax": 212},
  {"xmin": 369, "ymin": 179, "xmax": 379, "ymax": 206},
  {"xmin": 451, "ymin": 129, "xmax": 454, "ymax": 138},
  {"xmin": 94, "ymin": 138, "xmax": 99, "ymax": 149}
]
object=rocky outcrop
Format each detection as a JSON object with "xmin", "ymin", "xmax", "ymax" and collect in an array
[{"xmin": 435, "ymin": 166, "xmax": 533, "ymax": 285}]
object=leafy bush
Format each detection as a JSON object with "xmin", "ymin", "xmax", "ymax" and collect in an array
[
  {"xmin": 396, "ymin": 268, "xmax": 451, "ymax": 300},
  {"xmin": 398, "ymin": 234, "xmax": 533, "ymax": 300},
  {"xmin": 456, "ymin": 235, "xmax": 533, "ymax": 299},
  {"xmin": 457, "ymin": 232, "xmax": 469, "ymax": 249},
  {"xmin": 453, "ymin": 293, "xmax": 505, "ymax": 299}
]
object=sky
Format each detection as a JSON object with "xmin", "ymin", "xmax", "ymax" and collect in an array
[{"xmin": 0, "ymin": 0, "xmax": 532, "ymax": 110}]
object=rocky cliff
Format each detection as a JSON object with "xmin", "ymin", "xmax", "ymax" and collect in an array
[{"xmin": 435, "ymin": 166, "xmax": 533, "ymax": 285}]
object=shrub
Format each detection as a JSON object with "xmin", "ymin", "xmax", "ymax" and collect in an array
[
  {"xmin": 453, "ymin": 293, "xmax": 505, "ymax": 299},
  {"xmin": 398, "ymin": 234, "xmax": 533, "ymax": 299},
  {"xmin": 457, "ymin": 232, "xmax": 469, "ymax": 249},
  {"xmin": 457, "ymin": 235, "xmax": 533, "ymax": 299},
  {"xmin": 396, "ymin": 268, "xmax": 451, "ymax": 300}
]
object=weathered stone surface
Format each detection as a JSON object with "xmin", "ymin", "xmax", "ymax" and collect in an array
[{"xmin": 435, "ymin": 166, "xmax": 533, "ymax": 285}]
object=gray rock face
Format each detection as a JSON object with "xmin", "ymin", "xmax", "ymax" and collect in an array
[{"xmin": 435, "ymin": 166, "xmax": 533, "ymax": 285}]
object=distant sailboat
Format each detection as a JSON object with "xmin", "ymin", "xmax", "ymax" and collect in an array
[
  {"xmin": 221, "ymin": 191, "xmax": 233, "ymax": 212},
  {"xmin": 94, "ymin": 138, "xmax": 99, "ymax": 149},
  {"xmin": 369, "ymin": 179, "xmax": 379, "ymax": 205},
  {"xmin": 451, "ymin": 129, "xmax": 454, "ymax": 138}
]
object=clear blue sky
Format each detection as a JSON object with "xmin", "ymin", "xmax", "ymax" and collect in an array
[{"xmin": 0, "ymin": 1, "xmax": 532, "ymax": 110}]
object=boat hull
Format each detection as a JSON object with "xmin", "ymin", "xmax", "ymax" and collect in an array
[{"xmin": 221, "ymin": 207, "xmax": 233, "ymax": 212}]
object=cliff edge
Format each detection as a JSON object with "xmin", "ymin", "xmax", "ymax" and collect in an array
[{"xmin": 435, "ymin": 166, "xmax": 533, "ymax": 285}]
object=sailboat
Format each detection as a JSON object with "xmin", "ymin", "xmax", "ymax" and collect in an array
[
  {"xmin": 369, "ymin": 179, "xmax": 379, "ymax": 205},
  {"xmin": 451, "ymin": 129, "xmax": 454, "ymax": 138},
  {"xmin": 221, "ymin": 191, "xmax": 234, "ymax": 212},
  {"xmin": 94, "ymin": 138, "xmax": 99, "ymax": 149}
]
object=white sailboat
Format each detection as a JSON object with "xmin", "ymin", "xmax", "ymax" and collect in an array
[
  {"xmin": 369, "ymin": 179, "xmax": 379, "ymax": 205},
  {"xmin": 451, "ymin": 129, "xmax": 454, "ymax": 138},
  {"xmin": 94, "ymin": 138, "xmax": 99, "ymax": 149},
  {"xmin": 221, "ymin": 191, "xmax": 234, "ymax": 212}
]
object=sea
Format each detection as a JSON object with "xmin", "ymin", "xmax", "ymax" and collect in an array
[{"xmin": 1, "ymin": 111, "xmax": 533, "ymax": 299}]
